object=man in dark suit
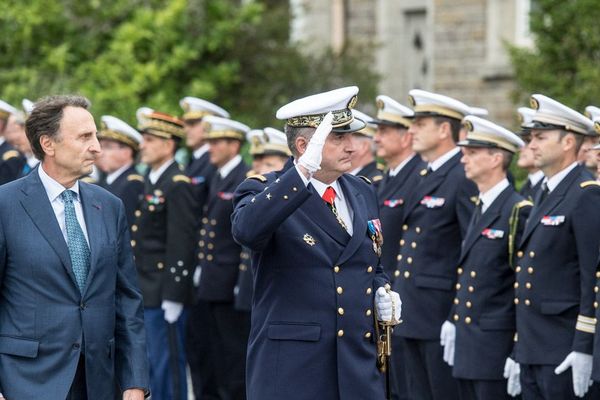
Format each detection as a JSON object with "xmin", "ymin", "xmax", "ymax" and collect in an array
[
  {"xmin": 0, "ymin": 95, "xmax": 148, "ymax": 399},
  {"xmin": 97, "ymin": 115, "xmax": 143, "ymax": 227},
  {"xmin": 232, "ymin": 86, "xmax": 401, "ymax": 400},
  {"xmin": 516, "ymin": 107, "xmax": 544, "ymax": 201},
  {"xmin": 179, "ymin": 96, "xmax": 227, "ymax": 400},
  {"xmin": 195, "ymin": 115, "xmax": 250, "ymax": 400},
  {"xmin": 0, "ymin": 100, "xmax": 26, "ymax": 185},
  {"xmin": 392, "ymin": 89, "xmax": 478, "ymax": 400},
  {"xmin": 513, "ymin": 95, "xmax": 600, "ymax": 399},
  {"xmin": 131, "ymin": 109, "xmax": 198, "ymax": 400},
  {"xmin": 439, "ymin": 115, "xmax": 532, "ymax": 400},
  {"xmin": 348, "ymin": 110, "xmax": 384, "ymax": 185}
]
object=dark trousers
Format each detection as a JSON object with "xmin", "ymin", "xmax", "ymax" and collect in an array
[
  {"xmin": 521, "ymin": 363, "xmax": 598, "ymax": 400},
  {"xmin": 187, "ymin": 299, "xmax": 220, "ymax": 400},
  {"xmin": 67, "ymin": 356, "xmax": 88, "ymax": 400},
  {"xmin": 402, "ymin": 337, "xmax": 459, "ymax": 400},
  {"xmin": 457, "ymin": 378, "xmax": 511, "ymax": 400},
  {"xmin": 145, "ymin": 307, "xmax": 189, "ymax": 400},
  {"xmin": 390, "ymin": 334, "xmax": 410, "ymax": 400},
  {"xmin": 207, "ymin": 301, "xmax": 250, "ymax": 400}
]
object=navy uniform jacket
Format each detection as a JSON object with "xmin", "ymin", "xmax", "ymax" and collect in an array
[
  {"xmin": 0, "ymin": 170, "xmax": 148, "ymax": 399},
  {"xmin": 450, "ymin": 186, "xmax": 531, "ymax": 380},
  {"xmin": 356, "ymin": 160, "xmax": 384, "ymax": 187},
  {"xmin": 594, "ymin": 267, "xmax": 600, "ymax": 381},
  {"xmin": 100, "ymin": 166, "xmax": 143, "ymax": 227},
  {"xmin": 519, "ymin": 178, "xmax": 543, "ymax": 202},
  {"xmin": 392, "ymin": 151, "xmax": 478, "ymax": 340},
  {"xmin": 232, "ymin": 160, "xmax": 388, "ymax": 400},
  {"xmin": 377, "ymin": 154, "xmax": 423, "ymax": 281},
  {"xmin": 186, "ymin": 151, "xmax": 216, "ymax": 208},
  {"xmin": 196, "ymin": 160, "xmax": 249, "ymax": 302},
  {"xmin": 234, "ymin": 246, "xmax": 253, "ymax": 311},
  {"xmin": 0, "ymin": 141, "xmax": 25, "ymax": 186},
  {"xmin": 515, "ymin": 165, "xmax": 600, "ymax": 365},
  {"xmin": 131, "ymin": 162, "xmax": 199, "ymax": 307}
]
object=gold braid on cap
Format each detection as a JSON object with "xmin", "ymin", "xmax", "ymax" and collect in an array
[
  {"xmin": 286, "ymin": 95, "xmax": 357, "ymax": 128},
  {"xmin": 249, "ymin": 136, "xmax": 264, "ymax": 156},
  {"xmin": 182, "ymin": 110, "xmax": 213, "ymax": 121},
  {"xmin": 139, "ymin": 112, "xmax": 185, "ymax": 139},
  {"xmin": 98, "ymin": 129, "xmax": 139, "ymax": 150}
]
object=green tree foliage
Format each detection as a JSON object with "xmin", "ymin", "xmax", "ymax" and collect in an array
[
  {"xmin": 509, "ymin": 0, "xmax": 600, "ymax": 110},
  {"xmin": 0, "ymin": 0, "xmax": 378, "ymax": 129}
]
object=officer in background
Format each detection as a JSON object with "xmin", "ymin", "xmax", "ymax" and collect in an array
[
  {"xmin": 371, "ymin": 94, "xmax": 421, "ymax": 400},
  {"xmin": 516, "ymin": 107, "xmax": 544, "ymax": 201},
  {"xmin": 195, "ymin": 115, "xmax": 250, "ymax": 400},
  {"xmin": 439, "ymin": 115, "xmax": 531, "ymax": 399},
  {"xmin": 0, "ymin": 100, "xmax": 26, "ymax": 185},
  {"xmin": 131, "ymin": 108, "xmax": 198, "ymax": 400},
  {"xmin": 179, "ymin": 96, "xmax": 228, "ymax": 400},
  {"xmin": 581, "ymin": 106, "xmax": 600, "ymax": 178},
  {"xmin": 231, "ymin": 86, "xmax": 401, "ymax": 400},
  {"xmin": 392, "ymin": 89, "xmax": 478, "ymax": 400},
  {"xmin": 592, "ymin": 120, "xmax": 600, "ymax": 384},
  {"xmin": 348, "ymin": 110, "xmax": 384, "ymax": 184},
  {"xmin": 512, "ymin": 94, "xmax": 600, "ymax": 399},
  {"xmin": 235, "ymin": 127, "xmax": 291, "ymax": 313},
  {"xmin": 96, "ymin": 115, "xmax": 144, "ymax": 227}
]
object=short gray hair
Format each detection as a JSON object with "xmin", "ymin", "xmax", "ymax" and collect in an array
[
  {"xmin": 285, "ymin": 125, "xmax": 315, "ymax": 156},
  {"xmin": 25, "ymin": 95, "xmax": 91, "ymax": 161}
]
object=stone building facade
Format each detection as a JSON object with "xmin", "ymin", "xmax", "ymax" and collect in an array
[{"xmin": 290, "ymin": 0, "xmax": 534, "ymax": 127}]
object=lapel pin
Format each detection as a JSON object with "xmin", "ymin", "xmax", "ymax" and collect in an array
[{"xmin": 303, "ymin": 234, "xmax": 316, "ymax": 246}]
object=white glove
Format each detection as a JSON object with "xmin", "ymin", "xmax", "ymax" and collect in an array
[
  {"xmin": 297, "ymin": 112, "xmax": 334, "ymax": 176},
  {"xmin": 555, "ymin": 351, "xmax": 594, "ymax": 397},
  {"xmin": 503, "ymin": 357, "xmax": 521, "ymax": 397},
  {"xmin": 375, "ymin": 287, "xmax": 401, "ymax": 322},
  {"xmin": 161, "ymin": 300, "xmax": 184, "ymax": 324},
  {"xmin": 440, "ymin": 321, "xmax": 456, "ymax": 366}
]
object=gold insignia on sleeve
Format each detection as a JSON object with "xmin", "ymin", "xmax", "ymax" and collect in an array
[
  {"xmin": 580, "ymin": 180, "xmax": 600, "ymax": 188},
  {"xmin": 127, "ymin": 174, "xmax": 144, "ymax": 182},
  {"xmin": 172, "ymin": 175, "xmax": 191, "ymax": 183},
  {"xmin": 303, "ymin": 234, "xmax": 316, "ymax": 246},
  {"xmin": 247, "ymin": 174, "xmax": 267, "ymax": 182},
  {"xmin": 2, "ymin": 150, "xmax": 19, "ymax": 161}
]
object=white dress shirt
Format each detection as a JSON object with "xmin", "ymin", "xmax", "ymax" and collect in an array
[
  {"xmin": 38, "ymin": 164, "xmax": 90, "ymax": 245},
  {"xmin": 218, "ymin": 155, "xmax": 242, "ymax": 179},
  {"xmin": 193, "ymin": 143, "xmax": 210, "ymax": 160},
  {"xmin": 478, "ymin": 178, "xmax": 510, "ymax": 214},
  {"xmin": 428, "ymin": 147, "xmax": 461, "ymax": 172},
  {"xmin": 295, "ymin": 166, "xmax": 353, "ymax": 235},
  {"xmin": 149, "ymin": 159, "xmax": 175, "ymax": 185},
  {"xmin": 528, "ymin": 170, "xmax": 544, "ymax": 187},
  {"xmin": 543, "ymin": 161, "xmax": 578, "ymax": 193},
  {"xmin": 105, "ymin": 162, "xmax": 133, "ymax": 185}
]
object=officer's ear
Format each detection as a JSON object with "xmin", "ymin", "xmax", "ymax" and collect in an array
[
  {"xmin": 295, "ymin": 135, "xmax": 308, "ymax": 156},
  {"xmin": 39, "ymin": 134, "xmax": 56, "ymax": 158}
]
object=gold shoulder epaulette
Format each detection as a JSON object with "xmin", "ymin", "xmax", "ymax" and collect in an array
[
  {"xmin": 580, "ymin": 180, "xmax": 600, "ymax": 188},
  {"xmin": 2, "ymin": 150, "xmax": 19, "ymax": 161},
  {"xmin": 376, "ymin": 162, "xmax": 386, "ymax": 171},
  {"xmin": 516, "ymin": 199, "xmax": 533, "ymax": 208},
  {"xmin": 80, "ymin": 177, "xmax": 96, "ymax": 184},
  {"xmin": 127, "ymin": 174, "xmax": 144, "ymax": 182},
  {"xmin": 358, "ymin": 176, "xmax": 372, "ymax": 184},
  {"xmin": 247, "ymin": 174, "xmax": 267, "ymax": 182},
  {"xmin": 372, "ymin": 175, "xmax": 383, "ymax": 182},
  {"xmin": 246, "ymin": 170, "xmax": 256, "ymax": 178},
  {"xmin": 172, "ymin": 174, "xmax": 191, "ymax": 183}
]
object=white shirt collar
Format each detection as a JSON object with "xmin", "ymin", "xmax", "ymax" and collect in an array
[
  {"xmin": 106, "ymin": 162, "xmax": 133, "ymax": 185},
  {"xmin": 543, "ymin": 161, "xmax": 578, "ymax": 193},
  {"xmin": 310, "ymin": 178, "xmax": 345, "ymax": 203},
  {"xmin": 528, "ymin": 170, "xmax": 544, "ymax": 186},
  {"xmin": 0, "ymin": 137, "xmax": 5, "ymax": 147},
  {"xmin": 38, "ymin": 163, "xmax": 80, "ymax": 203},
  {"xmin": 218, "ymin": 154, "xmax": 242, "ymax": 179},
  {"xmin": 193, "ymin": 143, "xmax": 210, "ymax": 160},
  {"xmin": 149, "ymin": 159, "xmax": 175, "ymax": 185},
  {"xmin": 348, "ymin": 166, "xmax": 362, "ymax": 176},
  {"xmin": 428, "ymin": 147, "xmax": 460, "ymax": 172},
  {"xmin": 479, "ymin": 178, "xmax": 510, "ymax": 213},
  {"xmin": 389, "ymin": 153, "xmax": 417, "ymax": 177}
]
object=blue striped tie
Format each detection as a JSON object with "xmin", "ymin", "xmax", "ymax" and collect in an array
[{"xmin": 60, "ymin": 190, "xmax": 90, "ymax": 292}]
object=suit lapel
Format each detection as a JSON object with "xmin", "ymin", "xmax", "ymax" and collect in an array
[
  {"xmin": 336, "ymin": 176, "xmax": 368, "ymax": 265},
  {"xmin": 378, "ymin": 155, "xmax": 421, "ymax": 203},
  {"xmin": 520, "ymin": 167, "xmax": 579, "ymax": 245},
  {"xmin": 403, "ymin": 154, "xmax": 460, "ymax": 221},
  {"xmin": 79, "ymin": 183, "xmax": 104, "ymax": 294},
  {"xmin": 19, "ymin": 169, "xmax": 78, "ymax": 289},
  {"xmin": 459, "ymin": 187, "xmax": 512, "ymax": 263},
  {"xmin": 299, "ymin": 185, "xmax": 350, "ymax": 246}
]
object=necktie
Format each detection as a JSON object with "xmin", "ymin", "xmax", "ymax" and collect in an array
[
  {"xmin": 322, "ymin": 186, "xmax": 348, "ymax": 231},
  {"xmin": 60, "ymin": 190, "xmax": 91, "ymax": 292},
  {"xmin": 539, "ymin": 182, "xmax": 550, "ymax": 204},
  {"xmin": 472, "ymin": 199, "xmax": 483, "ymax": 225}
]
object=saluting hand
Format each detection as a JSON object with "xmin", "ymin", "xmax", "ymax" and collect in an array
[{"xmin": 297, "ymin": 112, "xmax": 334, "ymax": 179}]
